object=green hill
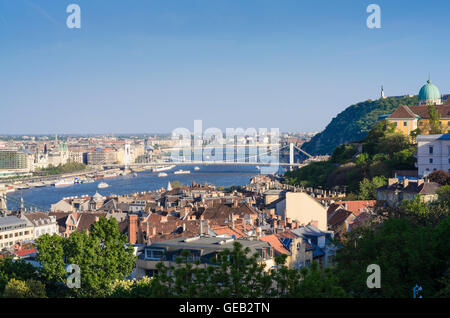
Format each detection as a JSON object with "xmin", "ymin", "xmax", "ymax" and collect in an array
[
  {"xmin": 285, "ymin": 120, "xmax": 417, "ymax": 197},
  {"xmin": 302, "ymin": 95, "xmax": 419, "ymax": 155}
]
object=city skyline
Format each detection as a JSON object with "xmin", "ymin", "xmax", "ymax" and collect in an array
[{"xmin": 1, "ymin": 0, "xmax": 450, "ymax": 134}]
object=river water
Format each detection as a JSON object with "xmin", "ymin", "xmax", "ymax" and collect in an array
[{"xmin": 7, "ymin": 165, "xmax": 284, "ymax": 210}]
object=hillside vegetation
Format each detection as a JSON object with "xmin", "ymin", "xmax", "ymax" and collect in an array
[
  {"xmin": 285, "ymin": 121, "xmax": 416, "ymax": 198},
  {"xmin": 302, "ymin": 95, "xmax": 419, "ymax": 155}
]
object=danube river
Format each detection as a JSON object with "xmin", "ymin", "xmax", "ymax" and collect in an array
[{"xmin": 7, "ymin": 165, "xmax": 282, "ymax": 211}]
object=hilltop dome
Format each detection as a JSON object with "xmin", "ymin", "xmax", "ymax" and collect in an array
[{"xmin": 418, "ymin": 79, "xmax": 442, "ymax": 105}]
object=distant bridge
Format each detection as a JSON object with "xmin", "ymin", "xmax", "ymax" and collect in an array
[
  {"xmin": 103, "ymin": 143, "xmax": 312, "ymax": 169},
  {"xmin": 102, "ymin": 161, "xmax": 308, "ymax": 169}
]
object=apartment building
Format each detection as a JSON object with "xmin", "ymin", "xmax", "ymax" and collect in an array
[
  {"xmin": 417, "ymin": 134, "xmax": 450, "ymax": 177},
  {"xmin": 136, "ymin": 236, "xmax": 274, "ymax": 279},
  {"xmin": 0, "ymin": 214, "xmax": 34, "ymax": 249}
]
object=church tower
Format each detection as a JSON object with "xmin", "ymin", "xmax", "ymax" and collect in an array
[{"xmin": 380, "ymin": 85, "xmax": 386, "ymax": 99}]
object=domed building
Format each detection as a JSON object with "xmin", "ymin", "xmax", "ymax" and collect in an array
[
  {"xmin": 385, "ymin": 78, "xmax": 450, "ymax": 137},
  {"xmin": 418, "ymin": 79, "xmax": 442, "ymax": 105}
]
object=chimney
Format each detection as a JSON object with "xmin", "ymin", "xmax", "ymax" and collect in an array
[
  {"xmin": 233, "ymin": 198, "xmax": 239, "ymax": 208},
  {"xmin": 152, "ymin": 227, "xmax": 156, "ymax": 236},
  {"xmin": 183, "ymin": 223, "xmax": 186, "ymax": 232},
  {"xmin": 388, "ymin": 178, "xmax": 398, "ymax": 186},
  {"xmin": 200, "ymin": 220, "xmax": 203, "ymax": 236},
  {"xmin": 403, "ymin": 178, "xmax": 409, "ymax": 188},
  {"xmin": 310, "ymin": 220, "xmax": 319, "ymax": 228},
  {"xmin": 231, "ymin": 213, "xmax": 235, "ymax": 229},
  {"xmin": 128, "ymin": 214, "xmax": 138, "ymax": 244}
]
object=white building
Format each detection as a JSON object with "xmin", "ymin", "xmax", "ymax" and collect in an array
[
  {"xmin": 417, "ymin": 134, "xmax": 450, "ymax": 177},
  {"xmin": 21, "ymin": 212, "xmax": 58, "ymax": 239}
]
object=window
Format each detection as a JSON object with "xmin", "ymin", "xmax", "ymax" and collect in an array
[
  {"xmin": 429, "ymin": 146, "xmax": 433, "ymax": 154},
  {"xmin": 448, "ymin": 158, "xmax": 450, "ymax": 164},
  {"xmin": 429, "ymin": 158, "xmax": 433, "ymax": 164},
  {"xmin": 305, "ymin": 260, "xmax": 311, "ymax": 268},
  {"xmin": 145, "ymin": 248, "xmax": 165, "ymax": 260},
  {"xmin": 403, "ymin": 122, "xmax": 407, "ymax": 126},
  {"xmin": 144, "ymin": 269, "xmax": 158, "ymax": 277},
  {"xmin": 448, "ymin": 146, "xmax": 450, "ymax": 155}
]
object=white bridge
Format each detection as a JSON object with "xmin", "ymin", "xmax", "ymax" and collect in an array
[{"xmin": 103, "ymin": 143, "xmax": 312, "ymax": 169}]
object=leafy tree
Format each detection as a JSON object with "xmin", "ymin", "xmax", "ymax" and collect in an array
[
  {"xmin": 109, "ymin": 277, "xmax": 154, "ymax": 298},
  {"xmin": 270, "ymin": 258, "xmax": 347, "ymax": 298},
  {"xmin": 151, "ymin": 242, "xmax": 272, "ymax": 298},
  {"xmin": 148, "ymin": 242, "xmax": 346, "ymax": 298},
  {"xmin": 331, "ymin": 144, "xmax": 358, "ymax": 164},
  {"xmin": 358, "ymin": 176, "xmax": 386, "ymax": 200},
  {"xmin": 0, "ymin": 258, "xmax": 39, "ymax": 296},
  {"xmin": 355, "ymin": 152, "xmax": 370, "ymax": 166},
  {"xmin": 35, "ymin": 234, "xmax": 68, "ymax": 296},
  {"xmin": 427, "ymin": 170, "xmax": 450, "ymax": 186},
  {"xmin": 36, "ymin": 161, "xmax": 86, "ymax": 176},
  {"xmin": 169, "ymin": 181, "xmax": 185, "ymax": 189},
  {"xmin": 36, "ymin": 217, "xmax": 136, "ymax": 298},
  {"xmin": 427, "ymin": 104, "xmax": 443, "ymax": 134},
  {"xmin": 3, "ymin": 279, "xmax": 47, "ymax": 298},
  {"xmin": 335, "ymin": 217, "xmax": 448, "ymax": 297},
  {"xmin": 410, "ymin": 128, "xmax": 422, "ymax": 143},
  {"xmin": 436, "ymin": 185, "xmax": 450, "ymax": 206},
  {"xmin": 384, "ymin": 196, "xmax": 450, "ymax": 226}
]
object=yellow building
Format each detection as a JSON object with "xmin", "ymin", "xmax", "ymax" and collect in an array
[{"xmin": 386, "ymin": 80, "xmax": 450, "ymax": 136}]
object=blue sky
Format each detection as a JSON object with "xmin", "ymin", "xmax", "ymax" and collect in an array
[{"xmin": 1, "ymin": 0, "xmax": 450, "ymax": 134}]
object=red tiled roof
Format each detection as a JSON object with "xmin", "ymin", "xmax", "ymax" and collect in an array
[
  {"xmin": 388, "ymin": 103, "xmax": 450, "ymax": 119},
  {"xmin": 259, "ymin": 235, "xmax": 290, "ymax": 255},
  {"xmin": 387, "ymin": 105, "xmax": 417, "ymax": 119},
  {"xmin": 14, "ymin": 248, "xmax": 36, "ymax": 257},
  {"xmin": 327, "ymin": 209, "xmax": 353, "ymax": 228},
  {"xmin": 335, "ymin": 200, "xmax": 376, "ymax": 216},
  {"xmin": 275, "ymin": 230, "xmax": 298, "ymax": 239},
  {"xmin": 210, "ymin": 224, "xmax": 247, "ymax": 238}
]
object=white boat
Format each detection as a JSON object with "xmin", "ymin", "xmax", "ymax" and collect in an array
[
  {"xmin": 98, "ymin": 182, "xmax": 109, "ymax": 189},
  {"xmin": 194, "ymin": 166, "xmax": 200, "ymax": 171},
  {"xmin": 158, "ymin": 172, "xmax": 168, "ymax": 177},
  {"xmin": 174, "ymin": 169, "xmax": 190, "ymax": 175},
  {"xmin": 152, "ymin": 165, "xmax": 176, "ymax": 172},
  {"xmin": 54, "ymin": 179, "xmax": 74, "ymax": 187}
]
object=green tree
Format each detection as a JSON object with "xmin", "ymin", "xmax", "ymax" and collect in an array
[
  {"xmin": 0, "ymin": 258, "xmax": 39, "ymax": 296},
  {"xmin": 2, "ymin": 278, "xmax": 46, "ymax": 298},
  {"xmin": 427, "ymin": 104, "xmax": 443, "ymax": 134},
  {"xmin": 358, "ymin": 176, "xmax": 386, "ymax": 200},
  {"xmin": 36, "ymin": 217, "xmax": 136, "ymax": 297},
  {"xmin": 335, "ymin": 217, "xmax": 449, "ymax": 297}
]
